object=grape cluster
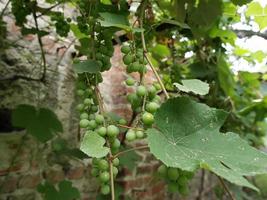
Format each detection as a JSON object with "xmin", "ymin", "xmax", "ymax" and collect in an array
[
  {"xmin": 157, "ymin": 164, "xmax": 194, "ymax": 195},
  {"xmin": 95, "ymin": 27, "xmax": 114, "ymax": 72},
  {"xmin": 76, "ymin": 75, "xmax": 124, "ymax": 195},
  {"xmin": 91, "ymin": 157, "xmax": 119, "ymax": 195},
  {"xmin": 121, "ymin": 44, "xmax": 162, "ymax": 141}
]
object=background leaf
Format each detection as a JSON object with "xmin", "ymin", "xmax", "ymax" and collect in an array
[
  {"xmin": 147, "ymin": 97, "xmax": 267, "ymax": 190},
  {"xmin": 73, "ymin": 60, "xmax": 101, "ymax": 74},
  {"xmin": 174, "ymin": 79, "xmax": 210, "ymax": 95}
]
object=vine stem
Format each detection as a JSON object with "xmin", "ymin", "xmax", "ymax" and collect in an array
[
  {"xmin": 116, "ymin": 124, "xmax": 144, "ymax": 131},
  {"xmin": 139, "ymin": 2, "xmax": 170, "ymax": 100},
  {"xmin": 95, "ymin": 86, "xmax": 115, "ymax": 200},
  {"xmin": 112, "ymin": 145, "xmax": 149, "ymax": 159},
  {"xmin": 32, "ymin": 8, "xmax": 47, "ymax": 82},
  {"xmin": 217, "ymin": 175, "xmax": 236, "ymax": 200}
]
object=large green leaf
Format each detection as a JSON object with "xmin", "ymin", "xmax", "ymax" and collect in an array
[
  {"xmin": 73, "ymin": 60, "xmax": 101, "ymax": 74},
  {"xmin": 246, "ymin": 2, "xmax": 267, "ymax": 30},
  {"xmin": 80, "ymin": 132, "xmax": 109, "ymax": 158},
  {"xmin": 98, "ymin": 12, "xmax": 130, "ymax": 30},
  {"xmin": 173, "ymin": 79, "xmax": 210, "ymax": 95},
  {"xmin": 12, "ymin": 105, "xmax": 63, "ymax": 142},
  {"xmin": 231, "ymin": 0, "xmax": 252, "ymax": 6},
  {"xmin": 147, "ymin": 97, "xmax": 267, "ymax": 190}
]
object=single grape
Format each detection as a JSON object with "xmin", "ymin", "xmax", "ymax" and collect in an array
[
  {"xmin": 123, "ymin": 54, "xmax": 134, "ymax": 65},
  {"xmin": 91, "ymin": 105, "xmax": 98, "ymax": 113},
  {"xmin": 89, "ymin": 114, "xmax": 95, "ymax": 120},
  {"xmin": 148, "ymin": 86, "xmax": 157, "ymax": 98},
  {"xmin": 136, "ymin": 85, "xmax": 147, "ymax": 97},
  {"xmin": 100, "ymin": 171, "xmax": 110, "ymax": 182},
  {"xmin": 142, "ymin": 112, "xmax": 154, "ymax": 125},
  {"xmin": 167, "ymin": 167, "xmax": 179, "ymax": 181},
  {"xmin": 145, "ymin": 102, "xmax": 159, "ymax": 113},
  {"xmin": 76, "ymin": 89, "xmax": 84, "ymax": 96},
  {"xmin": 112, "ymin": 158, "xmax": 120, "ymax": 166},
  {"xmin": 96, "ymin": 52, "xmax": 103, "ymax": 60},
  {"xmin": 92, "ymin": 158, "xmax": 99, "ymax": 166},
  {"xmin": 177, "ymin": 175, "xmax": 188, "ymax": 186},
  {"xmin": 125, "ymin": 78, "xmax": 135, "ymax": 86},
  {"xmin": 136, "ymin": 130, "xmax": 144, "ymax": 139},
  {"xmin": 97, "ymin": 127, "xmax": 107, "ymax": 137},
  {"xmin": 98, "ymin": 159, "xmax": 109, "ymax": 171},
  {"xmin": 168, "ymin": 181, "xmax": 179, "ymax": 193},
  {"xmin": 88, "ymin": 120, "xmax": 97, "ymax": 129},
  {"xmin": 157, "ymin": 164, "xmax": 167, "ymax": 177},
  {"xmin": 80, "ymin": 112, "xmax": 89, "ymax": 119},
  {"xmin": 121, "ymin": 45, "xmax": 131, "ymax": 54},
  {"xmin": 79, "ymin": 119, "xmax": 90, "ymax": 128},
  {"xmin": 95, "ymin": 114, "xmax": 105, "ymax": 124},
  {"xmin": 132, "ymin": 62, "xmax": 140, "ymax": 72},
  {"xmin": 126, "ymin": 129, "xmax": 136, "ymax": 141},
  {"xmin": 118, "ymin": 118, "xmax": 127, "ymax": 125},
  {"xmin": 113, "ymin": 166, "xmax": 118, "ymax": 177},
  {"xmin": 153, "ymin": 82, "xmax": 161, "ymax": 91},
  {"xmin": 111, "ymin": 138, "xmax": 121, "ymax": 149},
  {"xmin": 91, "ymin": 168, "xmax": 99, "ymax": 177},
  {"xmin": 84, "ymin": 98, "xmax": 92, "ymax": 105},
  {"xmin": 178, "ymin": 184, "xmax": 189, "ymax": 196},
  {"xmin": 76, "ymin": 104, "xmax": 84, "ymax": 112},
  {"xmin": 101, "ymin": 184, "xmax": 110, "ymax": 195},
  {"xmin": 107, "ymin": 125, "xmax": 120, "ymax": 137}
]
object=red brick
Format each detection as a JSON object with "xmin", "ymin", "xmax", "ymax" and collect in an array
[
  {"xmin": 66, "ymin": 166, "xmax": 84, "ymax": 180},
  {"xmin": 19, "ymin": 174, "xmax": 41, "ymax": 188},
  {"xmin": 44, "ymin": 169, "xmax": 65, "ymax": 183},
  {"xmin": 0, "ymin": 176, "xmax": 18, "ymax": 193}
]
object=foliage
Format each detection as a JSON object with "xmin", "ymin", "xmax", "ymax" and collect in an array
[{"xmin": 2, "ymin": 0, "xmax": 267, "ymax": 199}]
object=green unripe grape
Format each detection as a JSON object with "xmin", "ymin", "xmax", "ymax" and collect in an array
[
  {"xmin": 168, "ymin": 181, "xmax": 179, "ymax": 193},
  {"xmin": 85, "ymin": 88, "xmax": 93, "ymax": 96},
  {"xmin": 136, "ymin": 50, "xmax": 143, "ymax": 59},
  {"xmin": 97, "ymin": 60, "xmax": 103, "ymax": 68},
  {"xmin": 136, "ymin": 130, "xmax": 144, "ymax": 139},
  {"xmin": 80, "ymin": 112, "xmax": 89, "ymax": 119},
  {"xmin": 88, "ymin": 120, "xmax": 97, "ymax": 129},
  {"xmin": 112, "ymin": 158, "xmax": 120, "ymax": 166},
  {"xmin": 95, "ymin": 114, "xmax": 105, "ymax": 124},
  {"xmin": 107, "ymin": 125, "xmax": 120, "ymax": 137},
  {"xmin": 153, "ymin": 82, "xmax": 161, "ymax": 91},
  {"xmin": 121, "ymin": 45, "xmax": 131, "ymax": 54},
  {"xmin": 91, "ymin": 168, "xmax": 99, "ymax": 177},
  {"xmin": 84, "ymin": 98, "xmax": 92, "ymax": 105},
  {"xmin": 118, "ymin": 118, "xmax": 127, "ymax": 125},
  {"xmin": 142, "ymin": 112, "xmax": 154, "ymax": 125},
  {"xmin": 167, "ymin": 168, "xmax": 179, "ymax": 181},
  {"xmin": 157, "ymin": 164, "xmax": 167, "ymax": 177},
  {"xmin": 126, "ymin": 129, "xmax": 136, "ymax": 141},
  {"xmin": 148, "ymin": 86, "xmax": 157, "ymax": 98},
  {"xmin": 145, "ymin": 102, "xmax": 159, "ymax": 113},
  {"xmin": 178, "ymin": 184, "xmax": 189, "ymax": 196},
  {"xmin": 101, "ymin": 55, "xmax": 110, "ymax": 65},
  {"xmin": 132, "ymin": 62, "xmax": 140, "ymax": 71},
  {"xmin": 111, "ymin": 138, "xmax": 121, "ymax": 149},
  {"xmin": 89, "ymin": 114, "xmax": 95, "ymax": 120},
  {"xmin": 152, "ymin": 95, "xmax": 161, "ymax": 104},
  {"xmin": 92, "ymin": 158, "xmax": 99, "ymax": 166},
  {"xmin": 98, "ymin": 159, "xmax": 109, "ymax": 171},
  {"xmin": 99, "ymin": 46, "xmax": 108, "ymax": 55},
  {"xmin": 125, "ymin": 78, "xmax": 135, "ymax": 86},
  {"xmin": 136, "ymin": 85, "xmax": 147, "ymax": 97},
  {"xmin": 91, "ymin": 105, "xmax": 98, "ymax": 113},
  {"xmin": 184, "ymin": 171, "xmax": 194, "ymax": 179},
  {"xmin": 126, "ymin": 63, "xmax": 134, "ymax": 73},
  {"xmin": 113, "ymin": 166, "xmax": 118, "ymax": 177},
  {"xmin": 178, "ymin": 175, "xmax": 188, "ymax": 186},
  {"xmin": 106, "ymin": 50, "xmax": 113, "ymax": 57},
  {"xmin": 76, "ymin": 89, "xmax": 84, "ymax": 96},
  {"xmin": 97, "ymin": 127, "xmax": 107, "ymax": 137},
  {"xmin": 101, "ymin": 184, "xmax": 110, "ymax": 195},
  {"xmin": 134, "ymin": 107, "xmax": 142, "ymax": 113},
  {"xmin": 76, "ymin": 104, "xmax": 85, "ymax": 112},
  {"xmin": 111, "ymin": 146, "xmax": 119, "ymax": 154},
  {"xmin": 79, "ymin": 119, "xmax": 90, "ymax": 128},
  {"xmin": 138, "ymin": 65, "xmax": 147, "ymax": 74},
  {"xmin": 123, "ymin": 54, "xmax": 134, "ymax": 65},
  {"xmin": 100, "ymin": 171, "xmax": 110, "ymax": 182},
  {"xmin": 96, "ymin": 52, "xmax": 102, "ymax": 60}
]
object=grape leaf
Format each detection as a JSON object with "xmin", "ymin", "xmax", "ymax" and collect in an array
[
  {"xmin": 119, "ymin": 149, "xmax": 141, "ymax": 171},
  {"xmin": 12, "ymin": 105, "xmax": 63, "ymax": 142},
  {"xmin": 173, "ymin": 79, "xmax": 209, "ymax": 95},
  {"xmin": 246, "ymin": 2, "xmax": 267, "ymax": 30},
  {"xmin": 73, "ymin": 60, "xmax": 100, "ymax": 74},
  {"xmin": 80, "ymin": 132, "xmax": 109, "ymax": 158},
  {"xmin": 147, "ymin": 97, "xmax": 267, "ymax": 190},
  {"xmin": 98, "ymin": 12, "xmax": 130, "ymax": 30}
]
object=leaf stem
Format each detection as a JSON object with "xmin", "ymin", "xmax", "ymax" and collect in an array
[
  {"xmin": 116, "ymin": 124, "xmax": 144, "ymax": 131},
  {"xmin": 217, "ymin": 175, "xmax": 236, "ymax": 200},
  {"xmin": 112, "ymin": 145, "xmax": 149, "ymax": 159}
]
